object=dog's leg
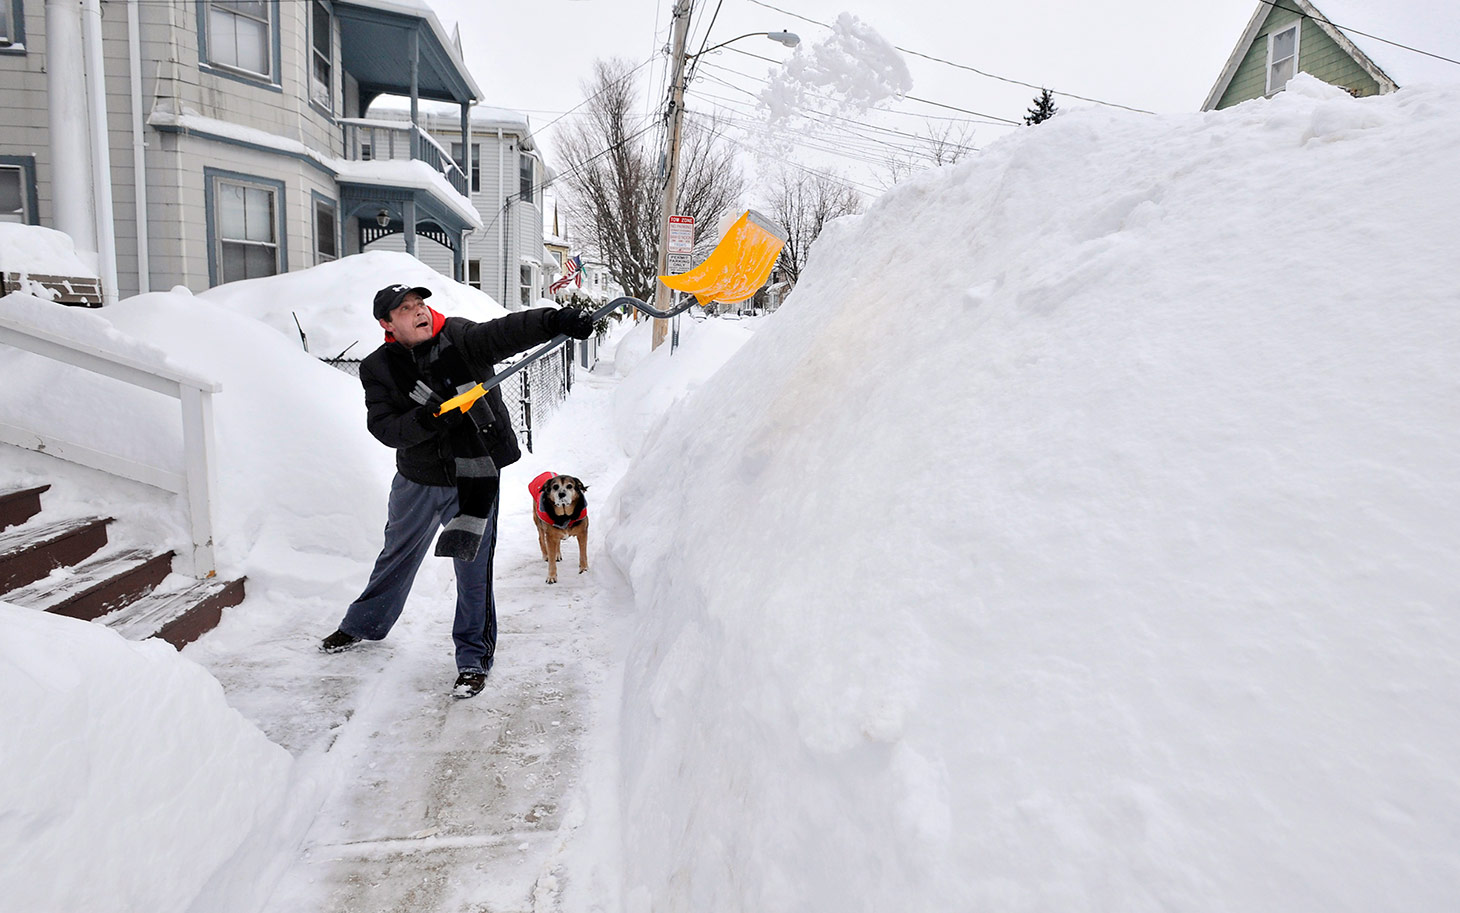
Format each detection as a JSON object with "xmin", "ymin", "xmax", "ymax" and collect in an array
[
  {"xmin": 536, "ymin": 517, "xmax": 549, "ymax": 561},
  {"xmin": 546, "ymin": 533, "xmax": 559, "ymax": 584},
  {"xmin": 577, "ymin": 520, "xmax": 589, "ymax": 574}
]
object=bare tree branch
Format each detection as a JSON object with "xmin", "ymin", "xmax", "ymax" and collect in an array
[{"xmin": 555, "ymin": 59, "xmax": 745, "ymax": 301}]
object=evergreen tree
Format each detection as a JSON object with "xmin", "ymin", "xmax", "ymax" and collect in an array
[{"xmin": 1024, "ymin": 88, "xmax": 1058, "ymax": 125}]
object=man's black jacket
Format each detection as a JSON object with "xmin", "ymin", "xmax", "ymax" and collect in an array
[{"xmin": 359, "ymin": 309, "xmax": 561, "ymax": 486}]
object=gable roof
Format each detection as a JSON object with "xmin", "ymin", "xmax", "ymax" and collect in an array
[{"xmin": 1203, "ymin": 0, "xmax": 1460, "ymax": 110}]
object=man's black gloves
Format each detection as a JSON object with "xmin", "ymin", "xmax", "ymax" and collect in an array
[
  {"xmin": 550, "ymin": 308, "xmax": 596, "ymax": 340},
  {"xmin": 409, "ymin": 380, "xmax": 464, "ymax": 429}
]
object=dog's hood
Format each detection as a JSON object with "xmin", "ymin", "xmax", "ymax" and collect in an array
[{"xmin": 529, "ymin": 471, "xmax": 587, "ymax": 529}]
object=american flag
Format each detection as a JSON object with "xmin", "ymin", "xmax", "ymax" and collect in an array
[{"xmin": 550, "ymin": 255, "xmax": 583, "ymax": 294}]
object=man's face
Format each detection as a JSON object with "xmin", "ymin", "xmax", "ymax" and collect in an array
[{"xmin": 381, "ymin": 293, "xmax": 433, "ymax": 347}]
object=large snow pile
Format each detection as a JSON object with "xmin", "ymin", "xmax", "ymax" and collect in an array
[
  {"xmin": 604, "ymin": 75, "xmax": 1460, "ymax": 911},
  {"xmin": 0, "ymin": 603, "xmax": 292, "ymax": 913}
]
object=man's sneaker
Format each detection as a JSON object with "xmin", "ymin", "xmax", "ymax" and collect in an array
[
  {"xmin": 452, "ymin": 670, "xmax": 487, "ymax": 699},
  {"xmin": 319, "ymin": 629, "xmax": 361, "ymax": 653}
]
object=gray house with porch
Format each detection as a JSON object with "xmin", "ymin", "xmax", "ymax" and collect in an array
[{"xmin": 0, "ymin": 0, "xmax": 482, "ymax": 302}]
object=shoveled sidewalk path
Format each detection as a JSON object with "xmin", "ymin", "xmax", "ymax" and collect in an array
[{"xmin": 193, "ymin": 343, "xmax": 633, "ymax": 913}]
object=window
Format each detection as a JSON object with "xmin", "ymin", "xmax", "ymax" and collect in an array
[
  {"xmin": 309, "ymin": 0, "xmax": 331, "ymax": 110},
  {"xmin": 1266, "ymin": 23, "xmax": 1300, "ymax": 94},
  {"xmin": 468, "ymin": 260, "xmax": 481, "ymax": 290},
  {"xmin": 215, "ymin": 178, "xmax": 279, "ymax": 283},
  {"xmin": 314, "ymin": 197, "xmax": 337, "ymax": 264},
  {"xmin": 205, "ymin": 0, "xmax": 272, "ymax": 79},
  {"xmin": 0, "ymin": 165, "xmax": 28, "ymax": 223},
  {"xmin": 519, "ymin": 155, "xmax": 533, "ymax": 203},
  {"xmin": 451, "ymin": 142, "xmax": 481, "ymax": 193},
  {"xmin": 0, "ymin": 1, "xmax": 13, "ymax": 47},
  {"xmin": 519, "ymin": 264, "xmax": 533, "ymax": 306}
]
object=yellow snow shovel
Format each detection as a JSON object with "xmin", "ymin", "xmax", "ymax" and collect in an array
[{"xmin": 659, "ymin": 209, "xmax": 788, "ymax": 306}]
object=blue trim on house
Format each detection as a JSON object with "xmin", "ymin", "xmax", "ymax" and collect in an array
[
  {"xmin": 310, "ymin": 189, "xmax": 341, "ymax": 265},
  {"xmin": 151, "ymin": 121, "xmax": 337, "ymax": 179},
  {"xmin": 0, "ymin": 0, "xmax": 26, "ymax": 54},
  {"xmin": 0, "ymin": 154, "xmax": 38, "ymax": 224},
  {"xmin": 195, "ymin": 0, "xmax": 283, "ymax": 92},
  {"xmin": 203, "ymin": 167, "xmax": 288, "ymax": 287}
]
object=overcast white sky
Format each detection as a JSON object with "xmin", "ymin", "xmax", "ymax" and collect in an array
[{"xmin": 430, "ymin": 0, "xmax": 1258, "ymax": 143}]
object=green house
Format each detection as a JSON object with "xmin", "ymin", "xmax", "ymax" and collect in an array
[{"xmin": 1203, "ymin": 0, "xmax": 1458, "ymax": 110}]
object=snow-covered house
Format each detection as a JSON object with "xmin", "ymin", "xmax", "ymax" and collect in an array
[
  {"xmin": 0, "ymin": 0, "xmax": 482, "ymax": 303},
  {"xmin": 362, "ymin": 104, "xmax": 550, "ymax": 310},
  {"xmin": 1203, "ymin": 0, "xmax": 1459, "ymax": 110}
]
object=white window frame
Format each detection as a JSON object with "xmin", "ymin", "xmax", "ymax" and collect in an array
[
  {"xmin": 519, "ymin": 263, "xmax": 534, "ymax": 306},
  {"xmin": 215, "ymin": 177, "xmax": 280, "ymax": 284},
  {"xmin": 0, "ymin": 165, "xmax": 29, "ymax": 223},
  {"xmin": 313, "ymin": 197, "xmax": 337, "ymax": 265},
  {"xmin": 1266, "ymin": 22, "xmax": 1301, "ymax": 95},
  {"xmin": 308, "ymin": 0, "xmax": 332, "ymax": 111},
  {"xmin": 204, "ymin": 0, "xmax": 273, "ymax": 80},
  {"xmin": 467, "ymin": 260, "xmax": 482, "ymax": 290}
]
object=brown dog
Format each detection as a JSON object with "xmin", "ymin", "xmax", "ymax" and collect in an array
[{"xmin": 529, "ymin": 472, "xmax": 588, "ymax": 584}]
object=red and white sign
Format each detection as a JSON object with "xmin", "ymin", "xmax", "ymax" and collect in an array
[{"xmin": 667, "ymin": 215, "xmax": 695, "ymax": 254}]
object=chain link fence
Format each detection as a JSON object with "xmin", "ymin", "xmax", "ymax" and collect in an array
[{"xmin": 321, "ymin": 341, "xmax": 574, "ymax": 453}]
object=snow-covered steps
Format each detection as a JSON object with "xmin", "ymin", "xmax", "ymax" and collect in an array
[
  {"xmin": 101, "ymin": 576, "xmax": 246, "ymax": 648},
  {"xmin": 0, "ymin": 484, "xmax": 50, "ymax": 531},
  {"xmin": 4, "ymin": 547, "xmax": 175, "ymax": 620},
  {"xmin": 0, "ymin": 483, "xmax": 245, "ymax": 647},
  {"xmin": 0, "ymin": 515, "xmax": 113, "ymax": 593}
]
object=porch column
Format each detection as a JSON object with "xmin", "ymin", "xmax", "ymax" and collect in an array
[{"xmin": 408, "ymin": 30, "xmax": 420, "ymax": 161}]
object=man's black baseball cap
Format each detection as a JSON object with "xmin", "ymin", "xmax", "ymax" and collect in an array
[{"xmin": 372, "ymin": 284, "xmax": 432, "ymax": 320}]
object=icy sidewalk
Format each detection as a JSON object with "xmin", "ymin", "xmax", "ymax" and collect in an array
[{"xmin": 191, "ymin": 349, "xmax": 633, "ymax": 913}]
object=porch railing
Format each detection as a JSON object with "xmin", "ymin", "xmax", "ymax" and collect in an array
[
  {"xmin": 0, "ymin": 311, "xmax": 222, "ymax": 578},
  {"xmin": 339, "ymin": 118, "xmax": 470, "ymax": 198}
]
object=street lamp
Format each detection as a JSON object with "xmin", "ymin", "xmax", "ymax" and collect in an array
[{"xmin": 650, "ymin": 6, "xmax": 800, "ymax": 350}]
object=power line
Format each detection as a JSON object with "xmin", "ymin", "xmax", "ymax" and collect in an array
[
  {"xmin": 482, "ymin": 119, "xmax": 659, "ymax": 237},
  {"xmin": 697, "ymin": 60, "xmax": 984, "ymax": 150},
  {"xmin": 529, "ymin": 54, "xmax": 658, "ymax": 137},
  {"xmin": 743, "ymin": 0, "xmax": 1155, "ymax": 115},
  {"xmin": 685, "ymin": 113, "xmax": 883, "ymax": 194},
  {"xmin": 1253, "ymin": 0, "xmax": 1460, "ymax": 69},
  {"xmin": 719, "ymin": 45, "xmax": 1022, "ymax": 126},
  {"xmin": 693, "ymin": 70, "xmax": 966, "ymax": 162}
]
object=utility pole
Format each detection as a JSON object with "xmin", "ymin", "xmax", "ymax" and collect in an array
[{"xmin": 652, "ymin": 0, "xmax": 693, "ymax": 351}]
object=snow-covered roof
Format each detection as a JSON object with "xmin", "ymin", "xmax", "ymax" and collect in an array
[
  {"xmin": 332, "ymin": 0, "xmax": 481, "ymax": 99},
  {"xmin": 0, "ymin": 224, "xmax": 99, "ymax": 277},
  {"xmin": 1315, "ymin": 0, "xmax": 1460, "ymax": 87},
  {"xmin": 1205, "ymin": 0, "xmax": 1460, "ymax": 108},
  {"xmin": 146, "ymin": 110, "xmax": 482, "ymax": 229}
]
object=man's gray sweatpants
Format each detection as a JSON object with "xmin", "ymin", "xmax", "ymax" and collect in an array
[{"xmin": 338, "ymin": 472, "xmax": 500, "ymax": 674}]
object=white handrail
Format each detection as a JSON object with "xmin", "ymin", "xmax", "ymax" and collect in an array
[{"xmin": 0, "ymin": 312, "xmax": 221, "ymax": 578}]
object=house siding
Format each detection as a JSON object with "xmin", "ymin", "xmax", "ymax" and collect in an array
[
  {"xmin": 361, "ymin": 123, "xmax": 546, "ymax": 310},
  {"xmin": 1, "ymin": 0, "xmax": 356, "ymax": 297},
  {"xmin": 1216, "ymin": 5, "xmax": 1381, "ymax": 109}
]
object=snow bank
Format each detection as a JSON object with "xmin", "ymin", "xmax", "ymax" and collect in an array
[
  {"xmin": 0, "ymin": 603, "xmax": 292, "ymax": 913},
  {"xmin": 605, "ymin": 76, "xmax": 1460, "ymax": 911},
  {"xmin": 0, "ymin": 222, "xmax": 100, "ymax": 277},
  {"xmin": 609, "ymin": 315, "xmax": 759, "ymax": 456},
  {"xmin": 196, "ymin": 249, "xmax": 506, "ymax": 359}
]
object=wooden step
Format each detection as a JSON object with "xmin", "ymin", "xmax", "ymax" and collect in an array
[
  {"xmin": 0, "ymin": 516, "xmax": 112, "ymax": 595},
  {"xmin": 4, "ymin": 547, "xmax": 176, "ymax": 620},
  {"xmin": 0, "ymin": 484, "xmax": 50, "ymax": 532},
  {"xmin": 103, "ymin": 575, "xmax": 246, "ymax": 648}
]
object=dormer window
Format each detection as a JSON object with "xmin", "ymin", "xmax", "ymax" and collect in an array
[{"xmin": 1266, "ymin": 23, "xmax": 1300, "ymax": 94}]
